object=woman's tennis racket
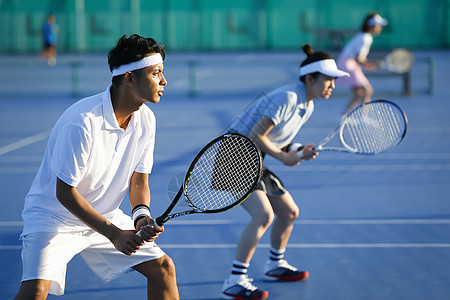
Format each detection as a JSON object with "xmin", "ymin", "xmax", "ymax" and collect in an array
[
  {"xmin": 138, "ymin": 133, "xmax": 262, "ymax": 234},
  {"xmin": 380, "ymin": 48, "xmax": 414, "ymax": 74},
  {"xmin": 308, "ymin": 100, "xmax": 407, "ymax": 155}
]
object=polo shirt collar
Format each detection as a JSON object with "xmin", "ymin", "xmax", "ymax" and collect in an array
[{"xmin": 102, "ymin": 84, "xmax": 140, "ymax": 132}]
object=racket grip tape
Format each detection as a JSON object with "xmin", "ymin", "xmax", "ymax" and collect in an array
[{"xmin": 155, "ymin": 216, "xmax": 165, "ymax": 227}]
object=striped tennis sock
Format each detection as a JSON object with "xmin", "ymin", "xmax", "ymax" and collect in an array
[
  {"xmin": 230, "ymin": 260, "xmax": 249, "ymax": 281},
  {"xmin": 269, "ymin": 247, "xmax": 285, "ymax": 262}
]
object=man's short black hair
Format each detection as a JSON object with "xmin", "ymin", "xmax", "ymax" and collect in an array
[{"xmin": 108, "ymin": 34, "xmax": 165, "ymax": 74}]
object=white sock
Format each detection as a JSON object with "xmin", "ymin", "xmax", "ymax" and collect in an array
[
  {"xmin": 269, "ymin": 247, "xmax": 285, "ymax": 262},
  {"xmin": 230, "ymin": 260, "xmax": 249, "ymax": 280}
]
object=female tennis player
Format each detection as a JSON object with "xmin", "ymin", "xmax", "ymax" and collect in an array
[
  {"xmin": 337, "ymin": 12, "xmax": 388, "ymax": 116},
  {"xmin": 14, "ymin": 34, "xmax": 179, "ymax": 299},
  {"xmin": 221, "ymin": 45, "xmax": 349, "ymax": 300}
]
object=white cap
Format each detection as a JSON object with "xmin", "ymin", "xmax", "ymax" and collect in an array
[
  {"xmin": 367, "ymin": 14, "xmax": 388, "ymax": 26},
  {"xmin": 299, "ymin": 59, "xmax": 350, "ymax": 78}
]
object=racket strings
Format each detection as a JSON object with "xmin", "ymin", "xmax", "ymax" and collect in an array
[
  {"xmin": 386, "ymin": 49, "xmax": 414, "ymax": 73},
  {"xmin": 343, "ymin": 102, "xmax": 406, "ymax": 154},
  {"xmin": 185, "ymin": 136, "xmax": 260, "ymax": 211}
]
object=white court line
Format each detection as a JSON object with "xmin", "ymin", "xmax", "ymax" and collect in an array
[
  {"xmin": 162, "ymin": 219, "xmax": 450, "ymax": 225},
  {"xmin": 2, "ymin": 164, "xmax": 450, "ymax": 174},
  {"xmin": 158, "ymin": 243, "xmax": 450, "ymax": 249},
  {"xmin": 0, "ymin": 221, "xmax": 23, "ymax": 226},
  {"xmin": 282, "ymin": 164, "xmax": 450, "ymax": 172},
  {"xmin": 0, "ymin": 129, "xmax": 52, "ymax": 156},
  {"xmin": 0, "ymin": 246, "xmax": 22, "ymax": 250},
  {"xmin": 0, "ymin": 167, "xmax": 39, "ymax": 174},
  {"xmin": 2, "ymin": 219, "xmax": 450, "ymax": 227},
  {"xmin": 2, "ymin": 243, "xmax": 450, "ymax": 251},
  {"xmin": 2, "ymin": 220, "xmax": 449, "ymax": 251}
]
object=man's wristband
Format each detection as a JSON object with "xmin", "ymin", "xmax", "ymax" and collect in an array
[{"xmin": 132, "ymin": 204, "xmax": 151, "ymax": 228}]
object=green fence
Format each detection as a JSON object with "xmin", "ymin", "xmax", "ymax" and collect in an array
[{"xmin": 0, "ymin": 0, "xmax": 449, "ymax": 53}]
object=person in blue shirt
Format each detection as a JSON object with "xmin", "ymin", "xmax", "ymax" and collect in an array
[{"xmin": 40, "ymin": 14, "xmax": 59, "ymax": 65}]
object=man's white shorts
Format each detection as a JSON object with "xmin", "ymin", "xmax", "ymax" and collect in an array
[{"xmin": 20, "ymin": 211, "xmax": 166, "ymax": 296}]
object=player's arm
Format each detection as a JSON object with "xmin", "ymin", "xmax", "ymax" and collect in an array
[
  {"xmin": 128, "ymin": 171, "xmax": 163, "ymax": 242},
  {"xmin": 56, "ymin": 178, "xmax": 143, "ymax": 255},
  {"xmin": 248, "ymin": 116, "xmax": 303, "ymax": 166}
]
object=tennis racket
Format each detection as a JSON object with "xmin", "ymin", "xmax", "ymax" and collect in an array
[
  {"xmin": 137, "ymin": 133, "xmax": 262, "ymax": 235},
  {"xmin": 296, "ymin": 100, "xmax": 407, "ymax": 155},
  {"xmin": 380, "ymin": 48, "xmax": 414, "ymax": 74}
]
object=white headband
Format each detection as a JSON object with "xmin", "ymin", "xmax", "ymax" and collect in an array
[
  {"xmin": 112, "ymin": 53, "xmax": 163, "ymax": 76},
  {"xmin": 299, "ymin": 59, "xmax": 350, "ymax": 78}
]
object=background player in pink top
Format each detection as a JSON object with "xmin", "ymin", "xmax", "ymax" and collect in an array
[{"xmin": 337, "ymin": 12, "xmax": 388, "ymax": 116}]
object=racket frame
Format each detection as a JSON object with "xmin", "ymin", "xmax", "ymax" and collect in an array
[
  {"xmin": 316, "ymin": 100, "xmax": 408, "ymax": 155},
  {"xmin": 381, "ymin": 48, "xmax": 414, "ymax": 74},
  {"xmin": 155, "ymin": 132, "xmax": 263, "ymax": 226}
]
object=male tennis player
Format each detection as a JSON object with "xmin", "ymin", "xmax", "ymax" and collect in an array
[
  {"xmin": 337, "ymin": 12, "xmax": 388, "ymax": 116},
  {"xmin": 14, "ymin": 34, "xmax": 179, "ymax": 299},
  {"xmin": 221, "ymin": 45, "xmax": 350, "ymax": 299}
]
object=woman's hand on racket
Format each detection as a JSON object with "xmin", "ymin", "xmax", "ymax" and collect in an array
[
  {"xmin": 364, "ymin": 61, "xmax": 380, "ymax": 71},
  {"xmin": 284, "ymin": 143, "xmax": 317, "ymax": 166},
  {"xmin": 299, "ymin": 143, "xmax": 318, "ymax": 160},
  {"xmin": 135, "ymin": 216, "xmax": 164, "ymax": 242}
]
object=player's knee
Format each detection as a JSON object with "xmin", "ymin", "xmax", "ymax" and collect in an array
[
  {"xmin": 15, "ymin": 281, "xmax": 49, "ymax": 300},
  {"xmin": 147, "ymin": 255, "xmax": 176, "ymax": 282},
  {"xmin": 279, "ymin": 206, "xmax": 299, "ymax": 222},
  {"xmin": 353, "ymin": 87, "xmax": 365, "ymax": 98},
  {"xmin": 365, "ymin": 85, "xmax": 374, "ymax": 97},
  {"xmin": 289, "ymin": 206, "xmax": 300, "ymax": 221},
  {"xmin": 258, "ymin": 210, "xmax": 274, "ymax": 229},
  {"xmin": 160, "ymin": 255, "xmax": 176, "ymax": 278}
]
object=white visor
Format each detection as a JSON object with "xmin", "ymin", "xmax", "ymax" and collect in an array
[
  {"xmin": 367, "ymin": 14, "xmax": 388, "ymax": 26},
  {"xmin": 112, "ymin": 53, "xmax": 163, "ymax": 76},
  {"xmin": 299, "ymin": 59, "xmax": 350, "ymax": 78}
]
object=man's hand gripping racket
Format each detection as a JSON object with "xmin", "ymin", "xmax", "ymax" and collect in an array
[
  {"xmin": 137, "ymin": 133, "xmax": 263, "ymax": 239},
  {"xmin": 292, "ymin": 100, "xmax": 407, "ymax": 156}
]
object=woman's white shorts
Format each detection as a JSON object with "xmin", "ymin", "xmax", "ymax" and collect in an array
[{"xmin": 20, "ymin": 211, "xmax": 166, "ymax": 296}]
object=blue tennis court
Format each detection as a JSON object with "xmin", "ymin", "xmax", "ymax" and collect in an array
[{"xmin": 1, "ymin": 50, "xmax": 450, "ymax": 299}]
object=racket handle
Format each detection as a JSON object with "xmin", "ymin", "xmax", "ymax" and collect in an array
[
  {"xmin": 288, "ymin": 143, "xmax": 304, "ymax": 158},
  {"xmin": 136, "ymin": 217, "xmax": 165, "ymax": 238},
  {"xmin": 155, "ymin": 216, "xmax": 165, "ymax": 227}
]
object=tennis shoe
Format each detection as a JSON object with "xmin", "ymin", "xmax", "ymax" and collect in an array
[
  {"xmin": 221, "ymin": 274, "xmax": 269, "ymax": 300},
  {"xmin": 263, "ymin": 259, "xmax": 309, "ymax": 281}
]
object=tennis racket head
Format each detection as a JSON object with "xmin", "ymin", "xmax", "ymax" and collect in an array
[
  {"xmin": 183, "ymin": 133, "xmax": 263, "ymax": 213},
  {"xmin": 383, "ymin": 48, "xmax": 414, "ymax": 73},
  {"xmin": 339, "ymin": 100, "xmax": 408, "ymax": 155}
]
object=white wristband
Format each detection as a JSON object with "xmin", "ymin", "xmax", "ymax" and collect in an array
[
  {"xmin": 288, "ymin": 142, "xmax": 303, "ymax": 152},
  {"xmin": 132, "ymin": 205, "xmax": 150, "ymax": 225},
  {"xmin": 289, "ymin": 143, "xmax": 304, "ymax": 158}
]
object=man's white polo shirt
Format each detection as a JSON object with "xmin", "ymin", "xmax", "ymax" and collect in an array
[{"xmin": 22, "ymin": 85, "xmax": 156, "ymax": 234}]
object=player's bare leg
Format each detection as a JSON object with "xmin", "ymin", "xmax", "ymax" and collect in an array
[
  {"xmin": 268, "ymin": 192, "xmax": 299, "ymax": 250},
  {"xmin": 133, "ymin": 255, "xmax": 179, "ymax": 300},
  {"xmin": 264, "ymin": 192, "xmax": 308, "ymax": 282},
  {"xmin": 345, "ymin": 87, "xmax": 365, "ymax": 116},
  {"xmin": 14, "ymin": 279, "xmax": 52, "ymax": 300},
  {"xmin": 234, "ymin": 190, "xmax": 274, "ymax": 264},
  {"xmin": 222, "ymin": 190, "xmax": 271, "ymax": 299}
]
